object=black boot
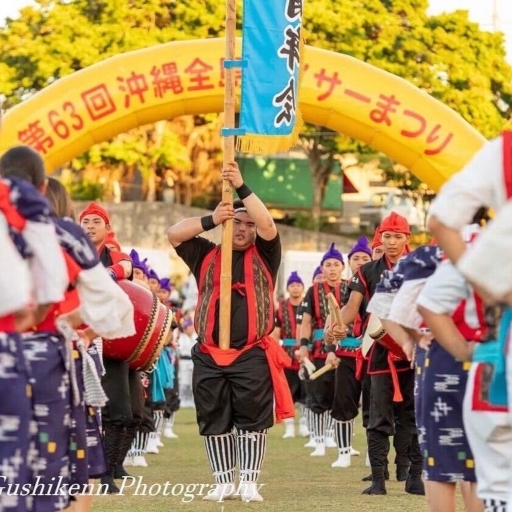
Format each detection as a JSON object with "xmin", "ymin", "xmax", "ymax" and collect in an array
[
  {"xmin": 405, "ymin": 464, "xmax": 425, "ymax": 496},
  {"xmin": 113, "ymin": 465, "xmax": 131, "ymax": 479},
  {"xmin": 362, "ymin": 465, "xmax": 389, "ymax": 481},
  {"xmin": 100, "ymin": 474, "xmax": 120, "ymax": 494},
  {"xmin": 362, "ymin": 466, "xmax": 387, "ymax": 495},
  {"xmin": 101, "ymin": 425, "xmax": 125, "ymax": 494},
  {"xmin": 114, "ymin": 427, "xmax": 136, "ymax": 480},
  {"xmin": 396, "ymin": 465, "xmax": 410, "ymax": 482}
]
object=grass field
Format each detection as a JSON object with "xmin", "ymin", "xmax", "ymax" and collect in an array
[{"xmin": 90, "ymin": 409, "xmax": 465, "ymax": 512}]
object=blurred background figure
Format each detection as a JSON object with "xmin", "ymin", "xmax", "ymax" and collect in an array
[
  {"xmin": 181, "ymin": 271, "xmax": 198, "ymax": 314},
  {"xmin": 177, "ymin": 315, "xmax": 197, "ymax": 408}
]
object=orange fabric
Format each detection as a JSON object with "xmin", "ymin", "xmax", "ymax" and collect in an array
[
  {"xmin": 79, "ymin": 201, "xmax": 110, "ymax": 225},
  {"xmin": 387, "ymin": 353, "xmax": 403, "ymax": 402},
  {"xmin": 199, "ymin": 335, "xmax": 295, "ymax": 423},
  {"xmin": 379, "ymin": 212, "xmax": 411, "ymax": 235}
]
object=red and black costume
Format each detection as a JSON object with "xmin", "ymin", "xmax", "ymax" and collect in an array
[
  {"xmin": 275, "ymin": 297, "xmax": 303, "ymax": 403},
  {"xmin": 347, "ymin": 225, "xmax": 420, "ymax": 493},
  {"xmin": 79, "ymin": 202, "xmax": 142, "ymax": 493},
  {"xmin": 301, "ymin": 278, "xmax": 347, "ymax": 449},
  {"xmin": 175, "ymin": 232, "xmax": 293, "ymax": 489}
]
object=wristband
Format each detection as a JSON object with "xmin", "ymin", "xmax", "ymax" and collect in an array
[
  {"xmin": 109, "ymin": 263, "xmax": 125, "ymax": 281},
  {"xmin": 236, "ymin": 183, "xmax": 252, "ymax": 200},
  {"xmin": 300, "ymin": 337, "xmax": 310, "ymax": 347},
  {"xmin": 324, "ymin": 344, "xmax": 336, "ymax": 353},
  {"xmin": 201, "ymin": 215, "xmax": 216, "ymax": 231}
]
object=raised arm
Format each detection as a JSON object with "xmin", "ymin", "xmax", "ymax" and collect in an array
[
  {"xmin": 222, "ymin": 162, "xmax": 277, "ymax": 241},
  {"xmin": 341, "ymin": 290, "xmax": 363, "ymax": 327},
  {"xmin": 167, "ymin": 201, "xmax": 235, "ymax": 247}
]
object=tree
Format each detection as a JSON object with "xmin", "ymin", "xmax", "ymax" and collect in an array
[
  {"xmin": 299, "ymin": 0, "xmax": 512, "ymax": 220},
  {"xmin": 1, "ymin": 0, "xmax": 511, "ymax": 212}
]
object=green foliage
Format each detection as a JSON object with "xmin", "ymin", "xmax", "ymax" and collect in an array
[
  {"xmin": 1, "ymin": 0, "xmax": 511, "ymax": 206},
  {"xmin": 64, "ymin": 178, "xmax": 105, "ymax": 201},
  {"xmin": 303, "ymin": 0, "xmax": 512, "ymax": 138},
  {"xmin": 293, "ymin": 211, "xmax": 320, "ymax": 231}
]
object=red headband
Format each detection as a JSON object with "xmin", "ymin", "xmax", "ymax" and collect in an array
[
  {"xmin": 79, "ymin": 201, "xmax": 110, "ymax": 225},
  {"xmin": 379, "ymin": 212, "xmax": 411, "ymax": 236}
]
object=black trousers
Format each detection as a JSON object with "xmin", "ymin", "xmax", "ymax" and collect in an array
[
  {"xmin": 367, "ymin": 369, "xmax": 420, "ymax": 468},
  {"xmin": 192, "ymin": 344, "xmax": 274, "ymax": 435},
  {"xmin": 309, "ymin": 358, "xmax": 335, "ymax": 414},
  {"xmin": 285, "ymin": 368, "xmax": 304, "ymax": 404},
  {"xmin": 101, "ymin": 358, "xmax": 144, "ymax": 429},
  {"xmin": 331, "ymin": 356, "xmax": 361, "ymax": 422},
  {"xmin": 367, "ymin": 370, "xmax": 417, "ymax": 436}
]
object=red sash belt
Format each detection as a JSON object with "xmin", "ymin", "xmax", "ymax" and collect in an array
[
  {"xmin": 388, "ymin": 352, "xmax": 403, "ymax": 403},
  {"xmin": 355, "ymin": 349, "xmax": 365, "ymax": 381},
  {"xmin": 199, "ymin": 335, "xmax": 295, "ymax": 422}
]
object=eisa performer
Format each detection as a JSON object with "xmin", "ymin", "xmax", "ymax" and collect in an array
[
  {"xmin": 272, "ymin": 271, "xmax": 306, "ymax": 439},
  {"xmin": 79, "ymin": 202, "xmax": 144, "ymax": 494},
  {"xmin": 0, "ymin": 172, "xmax": 66, "ymax": 512},
  {"xmin": 1, "ymin": 148, "xmax": 135, "ymax": 510},
  {"xmin": 371, "ymin": 227, "xmax": 385, "ymax": 260},
  {"xmin": 299, "ymin": 243, "xmax": 348, "ymax": 457},
  {"xmin": 324, "ymin": 236, "xmax": 372, "ymax": 468},
  {"xmin": 167, "ymin": 162, "xmax": 293, "ymax": 503},
  {"xmin": 338, "ymin": 212, "xmax": 424, "ymax": 496}
]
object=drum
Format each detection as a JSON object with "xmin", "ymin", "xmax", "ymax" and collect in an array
[
  {"xmin": 369, "ymin": 326, "xmax": 407, "ymax": 361},
  {"xmin": 103, "ymin": 280, "xmax": 173, "ymax": 371}
]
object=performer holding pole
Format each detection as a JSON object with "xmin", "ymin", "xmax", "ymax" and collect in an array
[
  {"xmin": 169, "ymin": 0, "xmax": 304, "ymax": 501},
  {"xmin": 168, "ymin": 163, "xmax": 293, "ymax": 502}
]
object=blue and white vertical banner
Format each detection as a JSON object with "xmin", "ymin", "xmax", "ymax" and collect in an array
[{"xmin": 236, "ymin": 0, "xmax": 305, "ymax": 154}]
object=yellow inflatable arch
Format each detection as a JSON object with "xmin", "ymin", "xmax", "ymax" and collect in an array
[{"xmin": 0, "ymin": 38, "xmax": 485, "ymax": 191}]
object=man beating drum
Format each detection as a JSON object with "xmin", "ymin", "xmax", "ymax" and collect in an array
[{"xmin": 79, "ymin": 202, "xmax": 146, "ymax": 494}]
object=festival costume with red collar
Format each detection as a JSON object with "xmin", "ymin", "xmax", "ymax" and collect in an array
[
  {"xmin": 347, "ymin": 212, "xmax": 421, "ymax": 494},
  {"xmin": 176, "ymin": 231, "xmax": 290, "ymax": 500},
  {"xmin": 0, "ymin": 177, "xmax": 62, "ymax": 512},
  {"xmin": 24, "ymin": 212, "xmax": 135, "ymax": 505},
  {"xmin": 275, "ymin": 271, "xmax": 308, "ymax": 439},
  {"xmin": 417, "ymin": 254, "xmax": 512, "ymax": 510},
  {"xmin": 300, "ymin": 243, "xmax": 347, "ymax": 456},
  {"xmin": 276, "ymin": 298, "xmax": 303, "ymax": 386},
  {"xmin": 79, "ymin": 201, "xmax": 143, "ymax": 493},
  {"xmin": 425, "ymin": 131, "xmax": 512, "ymax": 511},
  {"xmin": 330, "ymin": 236, "xmax": 372, "ymax": 468}
]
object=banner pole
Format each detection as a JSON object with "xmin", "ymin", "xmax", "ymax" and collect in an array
[{"xmin": 219, "ymin": 0, "xmax": 237, "ymax": 350}]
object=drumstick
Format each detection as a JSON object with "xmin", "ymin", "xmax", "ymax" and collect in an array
[
  {"xmin": 309, "ymin": 362, "xmax": 335, "ymax": 380},
  {"xmin": 327, "ymin": 293, "xmax": 343, "ymax": 327}
]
